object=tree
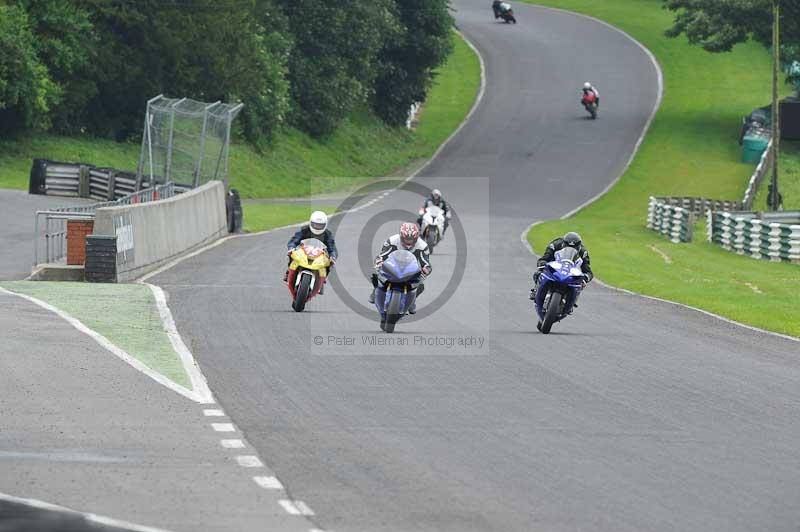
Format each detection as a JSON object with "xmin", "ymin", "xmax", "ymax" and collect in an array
[
  {"xmin": 372, "ymin": 0, "xmax": 453, "ymax": 126},
  {"xmin": 17, "ymin": 0, "xmax": 97, "ymax": 134},
  {"xmin": 0, "ymin": 4, "xmax": 58, "ymax": 135},
  {"xmin": 81, "ymin": 0, "xmax": 290, "ymax": 144},
  {"xmin": 279, "ymin": 0, "xmax": 400, "ymax": 137},
  {"xmin": 663, "ymin": 0, "xmax": 800, "ymax": 84}
]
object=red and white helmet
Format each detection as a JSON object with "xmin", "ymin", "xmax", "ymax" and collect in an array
[{"xmin": 399, "ymin": 222, "xmax": 419, "ymax": 249}]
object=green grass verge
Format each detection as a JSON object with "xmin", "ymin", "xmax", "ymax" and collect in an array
[
  {"xmin": 524, "ymin": 0, "xmax": 800, "ymax": 338},
  {"xmin": 243, "ymin": 203, "xmax": 337, "ymax": 233},
  {"xmin": 0, "ymin": 30, "xmax": 480, "ymax": 200},
  {"xmin": 0, "ymin": 281, "xmax": 190, "ymax": 388},
  {"xmin": 754, "ymin": 141, "xmax": 800, "ymax": 209}
]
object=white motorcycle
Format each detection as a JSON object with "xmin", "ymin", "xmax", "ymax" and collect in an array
[{"xmin": 419, "ymin": 205, "xmax": 447, "ymax": 253}]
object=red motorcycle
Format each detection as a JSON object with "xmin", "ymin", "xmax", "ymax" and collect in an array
[{"xmin": 581, "ymin": 92, "xmax": 598, "ymax": 119}]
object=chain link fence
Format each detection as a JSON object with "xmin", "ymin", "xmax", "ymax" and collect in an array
[{"xmin": 136, "ymin": 95, "xmax": 243, "ymax": 190}]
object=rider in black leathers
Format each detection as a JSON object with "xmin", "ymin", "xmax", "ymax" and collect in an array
[{"xmin": 529, "ymin": 232, "xmax": 593, "ymax": 302}]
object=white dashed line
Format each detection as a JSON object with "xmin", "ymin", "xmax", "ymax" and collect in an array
[
  {"xmin": 235, "ymin": 455, "xmax": 263, "ymax": 468},
  {"xmin": 203, "ymin": 409, "xmax": 225, "ymax": 417},
  {"xmin": 253, "ymin": 476, "xmax": 284, "ymax": 490},
  {"xmin": 211, "ymin": 423, "xmax": 235, "ymax": 432},
  {"xmin": 220, "ymin": 439, "xmax": 245, "ymax": 449},
  {"xmin": 279, "ymin": 500, "xmax": 315, "ymax": 516}
]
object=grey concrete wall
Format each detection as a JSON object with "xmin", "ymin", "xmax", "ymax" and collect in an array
[{"xmin": 93, "ymin": 181, "xmax": 227, "ymax": 281}]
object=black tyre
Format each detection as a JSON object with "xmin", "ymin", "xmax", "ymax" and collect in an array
[
  {"xmin": 384, "ymin": 291, "xmax": 402, "ymax": 333},
  {"xmin": 540, "ymin": 291, "xmax": 562, "ymax": 334},
  {"xmin": 292, "ymin": 273, "xmax": 312, "ymax": 312},
  {"xmin": 590, "ymin": 106, "xmax": 598, "ymax": 119},
  {"xmin": 425, "ymin": 229, "xmax": 437, "ymax": 253}
]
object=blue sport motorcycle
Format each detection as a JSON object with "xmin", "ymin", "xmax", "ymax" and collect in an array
[
  {"xmin": 534, "ymin": 247, "xmax": 587, "ymax": 334},
  {"xmin": 375, "ymin": 250, "xmax": 423, "ymax": 333}
]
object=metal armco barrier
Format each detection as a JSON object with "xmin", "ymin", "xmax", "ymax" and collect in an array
[
  {"xmin": 647, "ymin": 197, "xmax": 695, "ymax": 243},
  {"xmin": 707, "ymin": 210, "xmax": 800, "ymax": 263},
  {"xmin": 29, "ymin": 159, "xmax": 155, "ymax": 200}
]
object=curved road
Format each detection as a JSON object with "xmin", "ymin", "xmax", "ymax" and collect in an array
[{"xmin": 153, "ymin": 2, "xmax": 800, "ymax": 531}]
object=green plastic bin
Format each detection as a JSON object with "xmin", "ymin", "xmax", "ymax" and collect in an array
[{"xmin": 741, "ymin": 134, "xmax": 769, "ymax": 163}]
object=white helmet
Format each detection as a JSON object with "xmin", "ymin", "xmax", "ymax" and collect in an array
[
  {"xmin": 583, "ymin": 82, "xmax": 592, "ymax": 90},
  {"xmin": 309, "ymin": 211, "xmax": 328, "ymax": 235}
]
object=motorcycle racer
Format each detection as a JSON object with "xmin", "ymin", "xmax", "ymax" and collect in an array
[
  {"xmin": 369, "ymin": 222, "xmax": 432, "ymax": 314},
  {"xmin": 416, "ymin": 189, "xmax": 451, "ymax": 236},
  {"xmin": 284, "ymin": 211, "xmax": 338, "ymax": 294},
  {"xmin": 530, "ymin": 232, "xmax": 593, "ymax": 302}
]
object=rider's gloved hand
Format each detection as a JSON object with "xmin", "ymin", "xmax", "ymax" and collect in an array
[
  {"xmin": 422, "ymin": 265, "xmax": 431, "ymax": 276},
  {"xmin": 287, "ymin": 248, "xmax": 294, "ymax": 256}
]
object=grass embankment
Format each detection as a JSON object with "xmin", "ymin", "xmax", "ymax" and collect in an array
[
  {"xmin": 524, "ymin": 0, "xmax": 800, "ymax": 337},
  {"xmin": 0, "ymin": 31, "xmax": 480, "ymax": 232},
  {"xmin": 754, "ymin": 141, "xmax": 800, "ymax": 209},
  {"xmin": 0, "ymin": 282, "xmax": 191, "ymax": 388}
]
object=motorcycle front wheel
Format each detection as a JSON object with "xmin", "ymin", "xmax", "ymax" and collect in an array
[
  {"xmin": 384, "ymin": 291, "xmax": 403, "ymax": 333},
  {"xmin": 425, "ymin": 229, "xmax": 437, "ymax": 253},
  {"xmin": 292, "ymin": 273, "xmax": 312, "ymax": 312},
  {"xmin": 540, "ymin": 291, "xmax": 562, "ymax": 334}
]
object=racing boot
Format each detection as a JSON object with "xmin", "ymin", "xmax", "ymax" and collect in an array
[
  {"xmin": 368, "ymin": 289, "xmax": 376, "ymax": 304},
  {"xmin": 408, "ymin": 301, "xmax": 417, "ymax": 314}
]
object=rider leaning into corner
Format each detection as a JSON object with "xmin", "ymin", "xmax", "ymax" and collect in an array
[
  {"xmin": 369, "ymin": 222, "xmax": 432, "ymax": 314},
  {"xmin": 416, "ymin": 188, "xmax": 452, "ymax": 235},
  {"xmin": 492, "ymin": 0, "xmax": 512, "ymax": 18},
  {"xmin": 530, "ymin": 231, "xmax": 593, "ymax": 303},
  {"xmin": 581, "ymin": 82, "xmax": 600, "ymax": 108},
  {"xmin": 284, "ymin": 211, "xmax": 338, "ymax": 294}
]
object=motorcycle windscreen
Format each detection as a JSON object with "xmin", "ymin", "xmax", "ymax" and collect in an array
[
  {"xmin": 426, "ymin": 206, "xmax": 443, "ymax": 219},
  {"xmin": 382, "ymin": 250, "xmax": 422, "ymax": 282},
  {"xmin": 300, "ymin": 238, "xmax": 327, "ymax": 258},
  {"xmin": 555, "ymin": 247, "xmax": 579, "ymax": 262}
]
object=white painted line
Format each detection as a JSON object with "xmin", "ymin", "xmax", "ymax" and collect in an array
[
  {"xmin": 279, "ymin": 500, "xmax": 302, "ymax": 515},
  {"xmin": 0, "ymin": 287, "xmax": 206, "ymax": 404},
  {"xmin": 279, "ymin": 499, "xmax": 315, "ymax": 516},
  {"xmin": 0, "ymin": 491, "xmax": 175, "ymax": 532},
  {"xmin": 220, "ymin": 439, "xmax": 245, "ymax": 449},
  {"xmin": 253, "ymin": 476, "xmax": 284, "ymax": 490},
  {"xmin": 212, "ymin": 423, "xmax": 235, "ymax": 432},
  {"xmin": 235, "ymin": 455, "xmax": 263, "ymax": 468},
  {"xmin": 203, "ymin": 408, "xmax": 225, "ymax": 417},
  {"xmin": 294, "ymin": 501, "xmax": 315, "ymax": 516},
  {"xmin": 147, "ymin": 283, "xmax": 215, "ymax": 403}
]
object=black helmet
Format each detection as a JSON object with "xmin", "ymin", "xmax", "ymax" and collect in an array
[{"xmin": 563, "ymin": 232, "xmax": 582, "ymax": 248}]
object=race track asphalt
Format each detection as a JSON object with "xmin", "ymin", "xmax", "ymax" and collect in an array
[{"xmin": 151, "ymin": 2, "xmax": 800, "ymax": 531}]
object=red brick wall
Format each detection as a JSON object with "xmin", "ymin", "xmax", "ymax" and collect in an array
[{"xmin": 67, "ymin": 219, "xmax": 94, "ymax": 265}]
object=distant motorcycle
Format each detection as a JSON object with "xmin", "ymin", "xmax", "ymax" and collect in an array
[
  {"xmin": 419, "ymin": 205, "xmax": 445, "ymax": 253},
  {"xmin": 493, "ymin": 1, "xmax": 516, "ymax": 23},
  {"xmin": 374, "ymin": 250, "xmax": 423, "ymax": 333},
  {"xmin": 582, "ymin": 92, "xmax": 598, "ymax": 119},
  {"xmin": 534, "ymin": 247, "xmax": 587, "ymax": 334},
  {"xmin": 287, "ymin": 238, "xmax": 331, "ymax": 312}
]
